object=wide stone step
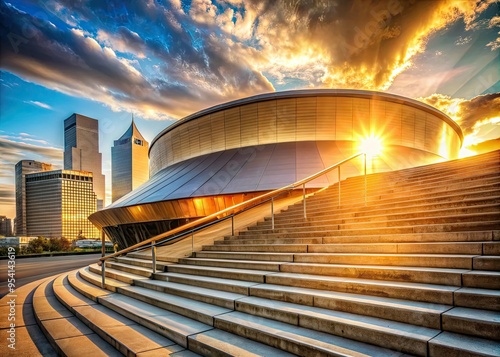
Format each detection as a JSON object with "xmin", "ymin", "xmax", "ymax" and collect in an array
[
  {"xmin": 288, "ymin": 183, "xmax": 500, "ymax": 214},
  {"xmin": 236, "ymin": 296, "xmax": 448, "ymax": 355},
  {"xmin": 105, "ymin": 260, "xmax": 153, "ymax": 277},
  {"xmin": 221, "ymin": 231, "xmax": 498, "ymax": 245},
  {"xmin": 52, "ymin": 274, "xmax": 189, "ymax": 356},
  {"xmin": 188, "ymin": 329, "xmax": 295, "ymax": 356},
  {"xmin": 166, "ymin": 264, "xmax": 272, "ymax": 283},
  {"xmin": 89, "ymin": 263, "xmax": 150, "ymax": 284},
  {"xmin": 206, "ymin": 241, "xmax": 485, "ymax": 254},
  {"xmin": 116, "ymin": 285, "xmax": 232, "ymax": 326},
  {"xmin": 329, "ymin": 172, "xmax": 500, "ymax": 197},
  {"xmin": 194, "ymin": 251, "xmax": 477, "ymax": 269},
  {"xmin": 454, "ymin": 287, "xmax": 500, "ymax": 311},
  {"xmin": 97, "ymin": 293, "xmax": 212, "ymax": 348},
  {"xmin": 284, "ymin": 193, "xmax": 500, "ymax": 220},
  {"xmin": 473, "ymin": 256, "xmax": 500, "ymax": 271},
  {"xmin": 265, "ymin": 271, "xmax": 457, "ymax": 305},
  {"xmin": 305, "ymin": 180, "xmax": 500, "ymax": 208},
  {"xmin": 237, "ymin": 221, "xmax": 500, "ymax": 239},
  {"xmin": 214, "ymin": 310, "xmax": 436, "ymax": 356},
  {"xmin": 243, "ymin": 212, "xmax": 500, "ymax": 235},
  {"xmin": 245, "ymin": 284, "xmax": 450, "ymax": 329},
  {"xmin": 113, "ymin": 256, "xmax": 171, "ymax": 271},
  {"xmin": 442, "ymin": 307, "xmax": 500, "ymax": 340},
  {"xmin": 32, "ymin": 278, "xmax": 122, "ymax": 356},
  {"xmin": 178, "ymin": 257, "xmax": 284, "ymax": 271},
  {"xmin": 262, "ymin": 201, "xmax": 500, "ymax": 228},
  {"xmin": 153, "ymin": 271, "xmax": 260, "ymax": 295},
  {"xmin": 80, "ymin": 266, "xmax": 129, "ymax": 292},
  {"xmin": 463, "ymin": 270, "xmax": 500, "ymax": 289},
  {"xmin": 134, "ymin": 279, "xmax": 246, "ymax": 309},
  {"xmin": 0, "ymin": 277, "xmax": 57, "ymax": 357},
  {"xmin": 428, "ymin": 331, "xmax": 500, "ymax": 357}
]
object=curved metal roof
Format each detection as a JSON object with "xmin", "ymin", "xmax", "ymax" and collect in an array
[{"xmin": 150, "ymin": 89, "xmax": 464, "ymax": 155}]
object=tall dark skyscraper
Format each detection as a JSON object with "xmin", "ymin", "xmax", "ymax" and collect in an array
[
  {"xmin": 111, "ymin": 118, "xmax": 149, "ymax": 202},
  {"xmin": 64, "ymin": 113, "xmax": 105, "ymax": 210},
  {"xmin": 15, "ymin": 160, "xmax": 53, "ymax": 236}
]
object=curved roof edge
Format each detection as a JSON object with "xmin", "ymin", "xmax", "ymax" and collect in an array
[{"xmin": 150, "ymin": 89, "xmax": 464, "ymax": 155}]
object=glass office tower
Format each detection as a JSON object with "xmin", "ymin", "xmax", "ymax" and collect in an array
[
  {"xmin": 25, "ymin": 170, "xmax": 99, "ymax": 239},
  {"xmin": 15, "ymin": 160, "xmax": 53, "ymax": 236},
  {"xmin": 111, "ymin": 119, "xmax": 149, "ymax": 202},
  {"xmin": 64, "ymin": 113, "xmax": 105, "ymax": 210}
]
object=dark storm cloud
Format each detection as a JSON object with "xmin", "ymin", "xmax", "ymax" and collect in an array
[{"xmin": 459, "ymin": 93, "xmax": 500, "ymax": 134}]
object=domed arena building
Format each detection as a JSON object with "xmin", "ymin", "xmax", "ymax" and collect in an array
[{"xmin": 89, "ymin": 89, "xmax": 463, "ymax": 248}]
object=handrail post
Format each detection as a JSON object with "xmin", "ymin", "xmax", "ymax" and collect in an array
[
  {"xmin": 338, "ymin": 166, "xmax": 341, "ymax": 207},
  {"xmin": 271, "ymin": 197, "xmax": 275, "ymax": 230},
  {"xmin": 231, "ymin": 215, "xmax": 235, "ymax": 236},
  {"xmin": 364, "ymin": 153, "xmax": 367, "ymax": 206},
  {"xmin": 101, "ymin": 262, "xmax": 106, "ymax": 288},
  {"xmin": 191, "ymin": 231, "xmax": 194, "ymax": 255},
  {"xmin": 303, "ymin": 183, "xmax": 307, "ymax": 219},
  {"xmin": 101, "ymin": 230, "xmax": 106, "ymax": 288},
  {"xmin": 151, "ymin": 242, "xmax": 157, "ymax": 274}
]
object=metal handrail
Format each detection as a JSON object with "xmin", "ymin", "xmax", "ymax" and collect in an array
[{"xmin": 99, "ymin": 152, "xmax": 367, "ymax": 287}]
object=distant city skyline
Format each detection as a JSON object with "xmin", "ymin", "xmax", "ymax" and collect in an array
[{"xmin": 1, "ymin": 0, "xmax": 499, "ymax": 221}]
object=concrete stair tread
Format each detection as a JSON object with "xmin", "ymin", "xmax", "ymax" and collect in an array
[
  {"xmin": 33, "ymin": 278, "xmax": 123, "ymax": 356},
  {"xmin": 203, "ymin": 251, "xmax": 479, "ymax": 258},
  {"xmin": 429, "ymin": 331, "xmax": 500, "ymax": 356},
  {"xmin": 169, "ymin": 263, "xmax": 273, "ymax": 275},
  {"xmin": 443, "ymin": 306, "xmax": 500, "ymax": 324},
  {"xmin": 135, "ymin": 279, "xmax": 246, "ymax": 309},
  {"xmin": 0, "ymin": 277, "xmax": 57, "ymax": 357},
  {"xmin": 278, "ymin": 195, "xmax": 500, "ymax": 218},
  {"xmin": 68, "ymin": 269, "xmax": 113, "ymax": 301},
  {"xmin": 266, "ymin": 203, "xmax": 500, "ymax": 225},
  {"xmin": 155, "ymin": 272, "xmax": 260, "ymax": 295},
  {"xmin": 115, "ymin": 256, "xmax": 171, "ymax": 269},
  {"xmin": 216, "ymin": 311, "xmax": 417, "ymax": 356},
  {"xmin": 98, "ymin": 293, "xmax": 213, "ymax": 347},
  {"xmin": 118, "ymin": 285, "xmax": 232, "ymax": 321},
  {"xmin": 236, "ymin": 296, "xmax": 440, "ymax": 338},
  {"xmin": 188, "ymin": 328, "xmax": 296, "ymax": 356},
  {"xmin": 251, "ymin": 284, "xmax": 451, "ymax": 314},
  {"xmin": 53, "ymin": 273, "xmax": 191, "ymax": 356},
  {"xmin": 82, "ymin": 265, "xmax": 129, "ymax": 291},
  {"xmin": 156, "ymin": 272, "xmax": 259, "ymax": 288},
  {"xmin": 107, "ymin": 260, "xmax": 153, "ymax": 273},
  {"xmin": 92, "ymin": 263, "xmax": 151, "ymax": 280},
  {"xmin": 268, "ymin": 272, "xmax": 458, "ymax": 292}
]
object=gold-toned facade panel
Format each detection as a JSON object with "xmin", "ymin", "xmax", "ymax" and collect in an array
[{"xmin": 149, "ymin": 92, "xmax": 463, "ymax": 177}]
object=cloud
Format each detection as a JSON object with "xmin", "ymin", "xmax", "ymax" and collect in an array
[
  {"xmin": 418, "ymin": 93, "xmax": 500, "ymax": 153},
  {"xmin": 0, "ymin": 135, "xmax": 63, "ymax": 218},
  {"xmin": 486, "ymin": 15, "xmax": 500, "ymax": 51},
  {"xmin": 419, "ymin": 93, "xmax": 500, "ymax": 134},
  {"xmin": 0, "ymin": 136, "xmax": 63, "ymax": 178},
  {"xmin": 25, "ymin": 100, "xmax": 52, "ymax": 109},
  {"xmin": 0, "ymin": 0, "xmax": 497, "ymax": 120}
]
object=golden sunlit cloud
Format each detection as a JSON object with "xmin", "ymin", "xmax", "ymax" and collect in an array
[{"xmin": 419, "ymin": 93, "xmax": 500, "ymax": 157}]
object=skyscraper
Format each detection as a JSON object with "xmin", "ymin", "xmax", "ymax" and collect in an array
[
  {"xmin": 0, "ymin": 216, "xmax": 13, "ymax": 237},
  {"xmin": 15, "ymin": 160, "xmax": 53, "ymax": 236},
  {"xmin": 25, "ymin": 170, "xmax": 99, "ymax": 239},
  {"xmin": 111, "ymin": 118, "xmax": 149, "ymax": 202},
  {"xmin": 64, "ymin": 113, "xmax": 105, "ymax": 210}
]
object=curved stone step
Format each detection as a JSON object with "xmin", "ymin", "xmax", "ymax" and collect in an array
[
  {"xmin": 0, "ymin": 277, "xmax": 56, "ymax": 357},
  {"xmin": 32, "ymin": 277, "xmax": 122, "ymax": 357}
]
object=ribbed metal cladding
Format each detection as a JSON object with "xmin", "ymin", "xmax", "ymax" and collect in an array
[{"xmin": 90, "ymin": 89, "xmax": 463, "ymax": 246}]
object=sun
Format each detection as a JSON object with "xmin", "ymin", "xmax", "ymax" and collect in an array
[{"xmin": 359, "ymin": 135, "xmax": 384, "ymax": 157}]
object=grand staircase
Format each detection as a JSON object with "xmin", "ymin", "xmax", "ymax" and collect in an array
[{"xmin": 3, "ymin": 150, "xmax": 499, "ymax": 356}]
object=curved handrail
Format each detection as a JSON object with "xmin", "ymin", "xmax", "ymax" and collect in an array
[{"xmin": 99, "ymin": 152, "xmax": 366, "ymax": 285}]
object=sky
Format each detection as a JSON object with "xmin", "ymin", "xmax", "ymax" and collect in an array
[{"xmin": 0, "ymin": 0, "xmax": 499, "ymax": 220}]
